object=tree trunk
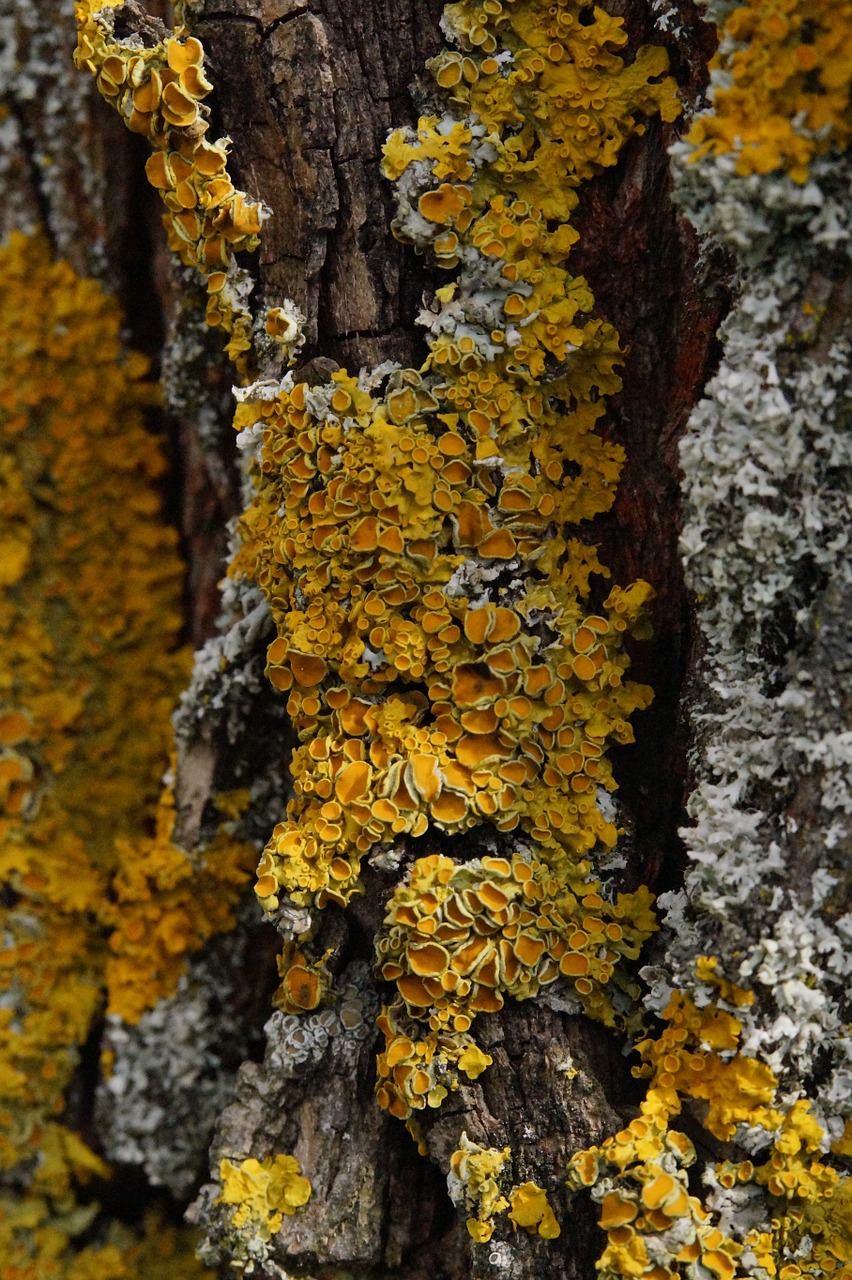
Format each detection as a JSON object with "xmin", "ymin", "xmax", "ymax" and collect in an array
[
  {"xmin": 170, "ymin": 3, "xmax": 722, "ymax": 1278},
  {"xmin": 2, "ymin": 1, "xmax": 849, "ymax": 1279}
]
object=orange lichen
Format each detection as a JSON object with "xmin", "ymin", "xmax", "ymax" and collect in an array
[
  {"xmin": 567, "ymin": 1083, "xmax": 747, "ymax": 1279},
  {"xmin": 566, "ymin": 978, "xmax": 762, "ymax": 1277},
  {"xmin": 375, "ymin": 999, "xmax": 492, "ymax": 1119},
  {"xmin": 393, "ymin": 4, "xmax": 679, "ymax": 204},
  {"xmin": 686, "ymin": 0, "xmax": 852, "ymax": 182},
  {"xmin": 631, "ymin": 991, "xmax": 777, "ymax": 1143},
  {"xmin": 272, "ymin": 942, "xmax": 332, "ymax": 1014},
  {"xmin": 373, "ymin": 851, "xmax": 656, "ymax": 1122},
  {"xmin": 377, "ymin": 852, "xmax": 656, "ymax": 1037},
  {"xmin": 741, "ymin": 1103, "xmax": 852, "ymax": 1279},
  {"xmin": 235, "ymin": 0, "xmax": 676, "ymax": 915},
  {"xmin": 74, "ymin": 1, "xmax": 266, "ymax": 370},
  {"xmin": 238, "ymin": 359, "xmax": 655, "ymax": 910},
  {"xmin": 571, "ymin": 1088, "xmax": 852, "ymax": 1280}
]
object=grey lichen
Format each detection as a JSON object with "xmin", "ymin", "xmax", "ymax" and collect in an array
[
  {"xmin": 650, "ymin": 113, "xmax": 852, "ymax": 1150},
  {"xmin": 1, "ymin": 0, "xmax": 113, "ymax": 271},
  {"xmin": 96, "ymin": 899, "xmax": 266, "ymax": 1198},
  {"xmin": 173, "ymin": 547, "xmax": 293, "ymax": 848},
  {"xmin": 163, "ymin": 261, "xmax": 237, "ymax": 490}
]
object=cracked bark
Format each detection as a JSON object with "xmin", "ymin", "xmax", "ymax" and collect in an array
[{"xmin": 193, "ymin": 0, "xmax": 446, "ymax": 369}]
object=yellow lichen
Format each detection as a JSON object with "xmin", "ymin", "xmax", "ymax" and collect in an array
[
  {"xmin": 567, "ymin": 1093, "xmax": 746, "ymax": 1280},
  {"xmin": 450, "ymin": 1134, "xmax": 511, "ymax": 1242},
  {"xmin": 568, "ymin": 965, "xmax": 852, "ymax": 1279},
  {"xmin": 375, "ymin": 999, "xmax": 493, "ymax": 1118},
  {"xmin": 379, "ymin": 853, "xmax": 655, "ymax": 1028},
  {"xmin": 105, "ymin": 784, "xmax": 256, "ymax": 1024},
  {"xmin": 731, "ymin": 1100, "xmax": 852, "ymax": 1277},
  {"xmin": 371, "ymin": 851, "xmax": 656, "ymax": 1116},
  {"xmin": 686, "ymin": 0, "xmax": 852, "ymax": 182},
  {"xmin": 0, "ymin": 229, "xmax": 186, "ymax": 1188},
  {"xmin": 238, "ymin": 0, "xmax": 676, "ymax": 911},
  {"xmin": 631, "ymin": 990, "xmax": 777, "ymax": 1142},
  {"xmin": 225, "ymin": 0, "xmax": 677, "ymax": 1139},
  {"xmin": 566, "ymin": 980, "xmax": 763, "ymax": 1278},
  {"xmin": 272, "ymin": 942, "xmax": 332, "ymax": 1014},
  {"xmin": 74, "ymin": 1, "xmax": 266, "ymax": 370},
  {"xmin": 399, "ymin": 0, "xmax": 679, "ymax": 214},
  {"xmin": 217, "ymin": 1154, "xmax": 312, "ymax": 1241},
  {"xmin": 507, "ymin": 1180, "xmax": 561, "ymax": 1239},
  {"xmin": 0, "ymin": 230, "xmax": 243, "ymax": 1276}
]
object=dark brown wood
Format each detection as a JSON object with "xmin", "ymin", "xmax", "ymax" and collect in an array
[{"xmin": 193, "ymin": 0, "xmax": 446, "ymax": 369}]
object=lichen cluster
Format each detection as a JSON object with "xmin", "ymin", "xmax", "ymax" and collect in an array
[
  {"xmin": 569, "ymin": 979, "xmax": 852, "ymax": 1280},
  {"xmin": 67, "ymin": 0, "xmax": 852, "ymax": 1273},
  {"xmin": 199, "ymin": 0, "xmax": 682, "ymax": 1242},
  {"xmin": 686, "ymin": 0, "xmax": 852, "ymax": 183},
  {"xmin": 71, "ymin": 0, "xmax": 664, "ymax": 1187},
  {"xmin": 104, "ymin": 783, "xmax": 255, "ymax": 1024},
  {"xmin": 568, "ymin": 0, "xmax": 852, "ymax": 1275},
  {"xmin": 217, "ymin": 1154, "xmax": 312, "ymax": 1244},
  {"xmin": 230, "ymin": 0, "xmax": 677, "ymax": 1088},
  {"xmin": 74, "ymin": 0, "xmax": 267, "ymax": 370},
  {"xmin": 447, "ymin": 1134, "xmax": 562, "ymax": 1243},
  {"xmin": 240, "ymin": 356, "xmax": 656, "ymax": 908},
  {"xmin": 375, "ymin": 851, "xmax": 655, "ymax": 1117},
  {"xmin": 202, "ymin": 11, "xmax": 684, "ymax": 1210},
  {"xmin": 449, "ymin": 1134, "xmax": 512, "ymax": 1241},
  {"xmin": 0, "ymin": 229, "xmax": 237, "ymax": 1274}
]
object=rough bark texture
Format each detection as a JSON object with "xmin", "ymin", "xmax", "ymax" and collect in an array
[
  {"xmin": 166, "ymin": 2, "xmax": 725, "ymax": 1278},
  {"xmin": 0, "ymin": 0, "xmax": 728, "ymax": 1276},
  {"xmin": 193, "ymin": 0, "xmax": 445, "ymax": 366}
]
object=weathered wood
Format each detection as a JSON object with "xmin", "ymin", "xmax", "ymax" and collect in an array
[{"xmin": 193, "ymin": 0, "xmax": 446, "ymax": 369}]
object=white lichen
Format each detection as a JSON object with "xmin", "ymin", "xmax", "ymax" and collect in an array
[
  {"xmin": 656, "ymin": 93, "xmax": 852, "ymax": 1156},
  {"xmin": 96, "ymin": 901, "xmax": 265, "ymax": 1197}
]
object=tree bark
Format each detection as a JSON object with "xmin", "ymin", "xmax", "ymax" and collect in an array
[
  {"xmin": 4, "ymin": 1, "xmax": 719, "ymax": 1276},
  {"xmin": 166, "ymin": 2, "xmax": 723, "ymax": 1278},
  {"xmin": 8, "ymin": 1, "xmax": 849, "ymax": 1279}
]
